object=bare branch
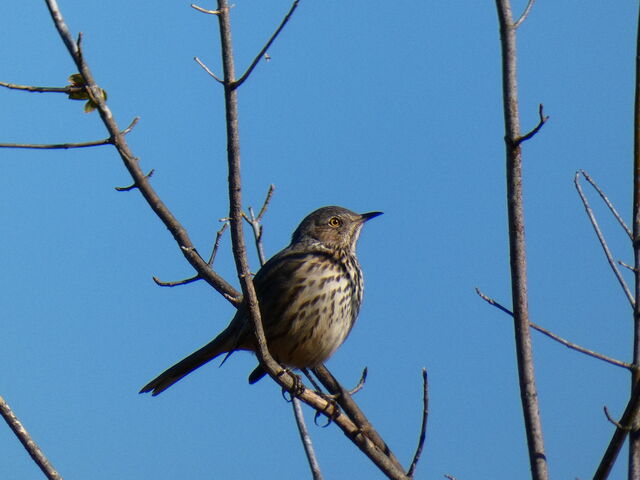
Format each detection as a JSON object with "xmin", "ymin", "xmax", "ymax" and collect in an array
[
  {"xmin": 604, "ymin": 406, "xmax": 632, "ymax": 431},
  {"xmin": 579, "ymin": 170, "xmax": 633, "ymax": 240},
  {"xmin": 42, "ymin": 0, "xmax": 241, "ymax": 307},
  {"xmin": 513, "ymin": 0, "xmax": 536, "ymax": 29},
  {"xmin": 620, "ymin": 260, "xmax": 637, "ymax": 273},
  {"xmin": 207, "ymin": 222, "xmax": 229, "ymax": 265},
  {"xmin": 115, "ymin": 168, "xmax": 154, "ymax": 192},
  {"xmin": 517, "ymin": 103, "xmax": 549, "ymax": 144},
  {"xmin": 476, "ymin": 288, "xmax": 634, "ymax": 370},
  {"xmin": 312, "ymin": 365, "xmax": 407, "ymax": 477},
  {"xmin": 495, "ymin": 1, "xmax": 548, "ymax": 476},
  {"xmin": 194, "ymin": 56, "xmax": 224, "ymax": 83},
  {"xmin": 191, "ymin": 3, "xmax": 220, "ymax": 14},
  {"xmin": 292, "ymin": 398, "xmax": 324, "ymax": 480},
  {"xmin": 594, "ymin": 379, "xmax": 640, "ymax": 479},
  {"xmin": 0, "ymin": 80, "xmax": 81, "ymax": 95},
  {"xmin": 407, "ymin": 368, "xmax": 428, "ymax": 478},
  {"xmin": 232, "ymin": 1, "xmax": 300, "ymax": 90},
  {"xmin": 0, "ymin": 117, "xmax": 139, "ymax": 150},
  {"xmin": 153, "ymin": 275, "xmax": 201, "ymax": 287},
  {"xmin": 574, "ymin": 172, "xmax": 635, "ymax": 308},
  {"xmin": 257, "ymin": 184, "xmax": 276, "ymax": 221},
  {"xmin": 0, "ymin": 396, "xmax": 62, "ymax": 480}
]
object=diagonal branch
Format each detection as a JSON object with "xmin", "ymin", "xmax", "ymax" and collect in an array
[
  {"xmin": 476, "ymin": 288, "xmax": 634, "ymax": 370},
  {"xmin": 43, "ymin": 0, "xmax": 241, "ymax": 308},
  {"xmin": 579, "ymin": 170, "xmax": 632, "ymax": 240},
  {"xmin": 0, "ymin": 396, "xmax": 62, "ymax": 480},
  {"xmin": 513, "ymin": 0, "xmax": 536, "ymax": 29},
  {"xmin": 594, "ymin": 379, "xmax": 640, "ymax": 479},
  {"xmin": 574, "ymin": 171, "xmax": 635, "ymax": 308},
  {"xmin": 231, "ymin": 0, "xmax": 300, "ymax": 90}
]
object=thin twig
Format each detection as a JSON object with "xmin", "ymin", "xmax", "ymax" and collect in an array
[
  {"xmin": 194, "ymin": 56, "xmax": 224, "ymax": 83},
  {"xmin": 476, "ymin": 288, "xmax": 634, "ymax": 370},
  {"xmin": 579, "ymin": 170, "xmax": 632, "ymax": 240},
  {"xmin": 574, "ymin": 172, "xmax": 635, "ymax": 308},
  {"xmin": 0, "ymin": 396, "xmax": 63, "ymax": 480},
  {"xmin": 0, "ymin": 117, "xmax": 139, "ymax": 150},
  {"xmin": 232, "ymin": 0, "xmax": 300, "ymax": 90},
  {"xmin": 517, "ymin": 103, "xmax": 548, "ymax": 144},
  {"xmin": 0, "ymin": 80, "xmax": 82, "ymax": 94},
  {"xmin": 594, "ymin": 379, "xmax": 640, "ymax": 479},
  {"xmin": 207, "ymin": 222, "xmax": 229, "ymax": 265},
  {"xmin": 604, "ymin": 406, "xmax": 632, "ymax": 431},
  {"xmin": 318, "ymin": 367, "xmax": 369, "ymax": 399},
  {"xmin": 191, "ymin": 3, "xmax": 220, "ymax": 14},
  {"xmin": 292, "ymin": 398, "xmax": 324, "ymax": 480},
  {"xmin": 407, "ymin": 368, "xmax": 428, "ymax": 478},
  {"xmin": 620, "ymin": 260, "xmax": 638, "ymax": 273},
  {"xmin": 153, "ymin": 275, "xmax": 201, "ymax": 287},
  {"xmin": 42, "ymin": 0, "xmax": 241, "ymax": 307},
  {"xmin": 115, "ymin": 168, "xmax": 154, "ymax": 192},
  {"xmin": 257, "ymin": 184, "xmax": 276, "ymax": 221},
  {"xmin": 513, "ymin": 0, "xmax": 536, "ymax": 29}
]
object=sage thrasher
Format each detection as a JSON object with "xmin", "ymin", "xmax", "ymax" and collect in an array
[{"xmin": 140, "ymin": 206, "xmax": 382, "ymax": 396}]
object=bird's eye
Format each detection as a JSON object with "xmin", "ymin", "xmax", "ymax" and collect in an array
[{"xmin": 328, "ymin": 217, "xmax": 341, "ymax": 228}]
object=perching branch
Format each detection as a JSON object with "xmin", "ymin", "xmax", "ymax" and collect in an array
[
  {"xmin": 476, "ymin": 288, "xmax": 634, "ymax": 371},
  {"xmin": 495, "ymin": 1, "xmax": 548, "ymax": 479},
  {"xmin": 214, "ymin": 5, "xmax": 408, "ymax": 477},
  {"xmin": 0, "ymin": 396, "xmax": 62, "ymax": 480}
]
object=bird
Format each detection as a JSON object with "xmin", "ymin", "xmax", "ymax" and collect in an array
[{"xmin": 140, "ymin": 206, "xmax": 382, "ymax": 396}]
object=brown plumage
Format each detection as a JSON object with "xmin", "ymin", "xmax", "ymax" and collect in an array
[{"xmin": 140, "ymin": 206, "xmax": 382, "ymax": 396}]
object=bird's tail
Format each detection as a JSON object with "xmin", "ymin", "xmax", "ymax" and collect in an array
[{"xmin": 139, "ymin": 329, "xmax": 237, "ymax": 396}]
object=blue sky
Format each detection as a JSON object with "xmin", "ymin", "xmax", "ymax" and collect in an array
[{"xmin": 1, "ymin": 1, "xmax": 637, "ymax": 479}]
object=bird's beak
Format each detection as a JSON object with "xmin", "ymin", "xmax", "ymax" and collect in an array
[{"xmin": 360, "ymin": 211, "xmax": 383, "ymax": 222}]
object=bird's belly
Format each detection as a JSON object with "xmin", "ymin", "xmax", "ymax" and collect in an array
[{"xmin": 266, "ymin": 271, "xmax": 357, "ymax": 368}]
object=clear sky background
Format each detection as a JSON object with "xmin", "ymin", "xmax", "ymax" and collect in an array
[{"xmin": 1, "ymin": 1, "xmax": 637, "ymax": 479}]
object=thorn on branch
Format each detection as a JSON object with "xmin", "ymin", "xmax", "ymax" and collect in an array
[
  {"xmin": 517, "ymin": 103, "xmax": 549, "ymax": 144},
  {"xmin": 115, "ymin": 168, "xmax": 154, "ymax": 192},
  {"xmin": 604, "ymin": 406, "xmax": 633, "ymax": 431},
  {"xmin": 153, "ymin": 275, "xmax": 201, "ymax": 287}
]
